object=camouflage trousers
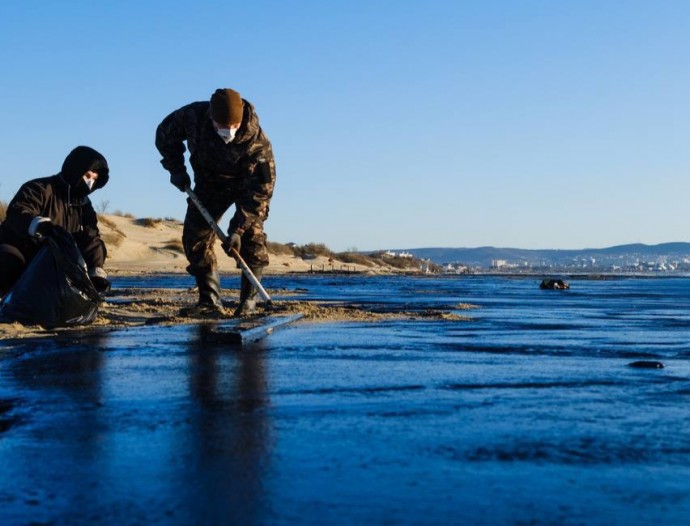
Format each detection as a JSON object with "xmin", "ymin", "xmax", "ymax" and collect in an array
[{"xmin": 182, "ymin": 183, "xmax": 269, "ymax": 276}]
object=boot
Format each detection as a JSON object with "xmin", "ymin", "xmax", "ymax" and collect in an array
[
  {"xmin": 233, "ymin": 267, "xmax": 263, "ymax": 317},
  {"xmin": 181, "ymin": 270, "xmax": 225, "ymax": 317}
]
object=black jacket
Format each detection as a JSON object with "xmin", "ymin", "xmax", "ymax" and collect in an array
[{"xmin": 0, "ymin": 146, "xmax": 110, "ymax": 269}]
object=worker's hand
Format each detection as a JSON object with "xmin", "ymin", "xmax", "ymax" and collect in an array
[
  {"xmin": 169, "ymin": 169, "xmax": 191, "ymax": 192},
  {"xmin": 34, "ymin": 221, "xmax": 69, "ymax": 240},
  {"xmin": 90, "ymin": 276, "xmax": 112, "ymax": 294},
  {"xmin": 89, "ymin": 267, "xmax": 111, "ymax": 293},
  {"xmin": 222, "ymin": 232, "xmax": 242, "ymax": 257},
  {"xmin": 35, "ymin": 220, "xmax": 56, "ymax": 239}
]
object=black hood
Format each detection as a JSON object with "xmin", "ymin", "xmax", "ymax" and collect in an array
[{"xmin": 60, "ymin": 146, "xmax": 109, "ymax": 191}]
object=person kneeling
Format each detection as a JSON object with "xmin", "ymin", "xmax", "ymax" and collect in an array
[{"xmin": 0, "ymin": 146, "xmax": 112, "ymax": 300}]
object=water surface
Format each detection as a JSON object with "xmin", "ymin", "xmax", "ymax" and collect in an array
[{"xmin": 1, "ymin": 275, "xmax": 690, "ymax": 525}]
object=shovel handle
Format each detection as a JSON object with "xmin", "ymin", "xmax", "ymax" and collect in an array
[{"xmin": 185, "ymin": 187, "xmax": 272, "ymax": 303}]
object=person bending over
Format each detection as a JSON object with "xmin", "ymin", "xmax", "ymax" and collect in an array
[{"xmin": 155, "ymin": 88, "xmax": 276, "ymax": 317}]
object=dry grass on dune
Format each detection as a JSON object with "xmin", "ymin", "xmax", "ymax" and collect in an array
[
  {"xmin": 98, "ymin": 214, "xmax": 126, "ymax": 248},
  {"xmin": 162, "ymin": 238, "xmax": 184, "ymax": 253},
  {"xmin": 137, "ymin": 217, "xmax": 164, "ymax": 228}
]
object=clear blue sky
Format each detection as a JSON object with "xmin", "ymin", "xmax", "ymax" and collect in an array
[{"xmin": 1, "ymin": 0, "xmax": 688, "ymax": 252}]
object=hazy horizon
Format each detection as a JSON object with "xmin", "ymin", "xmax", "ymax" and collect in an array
[{"xmin": 2, "ymin": 1, "xmax": 689, "ymax": 252}]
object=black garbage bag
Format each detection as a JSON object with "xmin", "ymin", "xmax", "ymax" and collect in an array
[{"xmin": 0, "ymin": 229, "xmax": 101, "ymax": 328}]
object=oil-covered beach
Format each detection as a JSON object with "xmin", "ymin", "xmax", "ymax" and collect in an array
[{"xmin": 2, "ymin": 274, "xmax": 690, "ymax": 525}]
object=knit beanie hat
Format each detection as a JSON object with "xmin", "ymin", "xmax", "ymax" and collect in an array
[{"xmin": 210, "ymin": 88, "xmax": 243, "ymax": 126}]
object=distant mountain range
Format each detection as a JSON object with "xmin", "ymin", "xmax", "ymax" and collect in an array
[{"xmin": 393, "ymin": 243, "xmax": 690, "ymax": 268}]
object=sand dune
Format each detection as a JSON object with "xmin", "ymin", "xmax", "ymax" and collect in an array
[{"xmin": 99, "ymin": 214, "xmax": 381, "ymax": 275}]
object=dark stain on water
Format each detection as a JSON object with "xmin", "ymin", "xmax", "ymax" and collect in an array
[
  {"xmin": 628, "ymin": 360, "xmax": 665, "ymax": 369},
  {"xmin": 2, "ymin": 275, "xmax": 690, "ymax": 524},
  {"xmin": 444, "ymin": 379, "xmax": 622, "ymax": 390},
  {"xmin": 275, "ymin": 384, "xmax": 426, "ymax": 396},
  {"xmin": 0, "ymin": 397, "xmax": 21, "ymax": 433},
  {"xmin": 463, "ymin": 437, "xmax": 656, "ymax": 464}
]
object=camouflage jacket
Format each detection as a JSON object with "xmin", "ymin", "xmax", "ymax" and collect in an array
[{"xmin": 155, "ymin": 99, "xmax": 276, "ymax": 232}]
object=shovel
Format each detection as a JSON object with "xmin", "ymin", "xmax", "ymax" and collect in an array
[{"xmin": 185, "ymin": 187, "xmax": 272, "ymax": 304}]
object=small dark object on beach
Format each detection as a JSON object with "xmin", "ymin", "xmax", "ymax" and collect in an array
[
  {"xmin": 540, "ymin": 279, "xmax": 570, "ymax": 290},
  {"xmin": 628, "ymin": 361, "xmax": 665, "ymax": 369}
]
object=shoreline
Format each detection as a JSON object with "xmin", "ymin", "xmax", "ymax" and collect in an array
[
  {"xmin": 98, "ymin": 214, "xmax": 690, "ymax": 279},
  {"xmin": 106, "ymin": 268, "xmax": 690, "ymax": 279}
]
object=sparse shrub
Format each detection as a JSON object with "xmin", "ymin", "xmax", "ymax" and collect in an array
[
  {"xmin": 336, "ymin": 252, "xmax": 374, "ymax": 267},
  {"xmin": 97, "ymin": 214, "xmax": 126, "ymax": 248},
  {"xmin": 0, "ymin": 200, "xmax": 7, "ymax": 223},
  {"xmin": 101, "ymin": 231, "xmax": 125, "ymax": 248},
  {"xmin": 382, "ymin": 256, "xmax": 413, "ymax": 269},
  {"xmin": 163, "ymin": 238, "xmax": 184, "ymax": 253},
  {"xmin": 267, "ymin": 241, "xmax": 297, "ymax": 256},
  {"xmin": 368, "ymin": 254, "xmax": 388, "ymax": 267},
  {"xmin": 97, "ymin": 214, "xmax": 126, "ymax": 237},
  {"xmin": 137, "ymin": 217, "xmax": 163, "ymax": 228},
  {"xmin": 385, "ymin": 255, "xmax": 428, "ymax": 270},
  {"xmin": 366, "ymin": 251, "xmax": 439, "ymax": 272},
  {"xmin": 236, "ymin": 239, "xmax": 440, "ymax": 273},
  {"xmin": 97, "ymin": 214, "xmax": 116, "ymax": 229},
  {"xmin": 113, "ymin": 210, "xmax": 135, "ymax": 218},
  {"xmin": 295, "ymin": 243, "xmax": 333, "ymax": 259}
]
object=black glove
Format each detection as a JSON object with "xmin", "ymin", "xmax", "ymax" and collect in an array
[
  {"xmin": 35, "ymin": 220, "xmax": 56, "ymax": 238},
  {"xmin": 35, "ymin": 221, "xmax": 69, "ymax": 240},
  {"xmin": 90, "ymin": 276, "xmax": 112, "ymax": 294},
  {"xmin": 170, "ymin": 169, "xmax": 191, "ymax": 192},
  {"xmin": 89, "ymin": 267, "xmax": 111, "ymax": 293},
  {"xmin": 222, "ymin": 232, "xmax": 242, "ymax": 256}
]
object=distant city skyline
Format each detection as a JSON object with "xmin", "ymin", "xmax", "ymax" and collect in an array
[
  {"xmin": 403, "ymin": 241, "xmax": 690, "ymax": 273},
  {"xmin": 1, "ymin": 1, "xmax": 689, "ymax": 252}
]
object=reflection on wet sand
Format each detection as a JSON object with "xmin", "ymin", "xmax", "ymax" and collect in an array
[
  {"xmin": 0, "ymin": 326, "xmax": 273, "ymax": 524},
  {"xmin": 3, "ymin": 333, "xmax": 110, "ymax": 523},
  {"xmin": 184, "ymin": 324, "xmax": 272, "ymax": 525}
]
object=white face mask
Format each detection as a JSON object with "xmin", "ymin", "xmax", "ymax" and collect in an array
[
  {"xmin": 216, "ymin": 126, "xmax": 238, "ymax": 144},
  {"xmin": 83, "ymin": 176, "xmax": 96, "ymax": 191}
]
